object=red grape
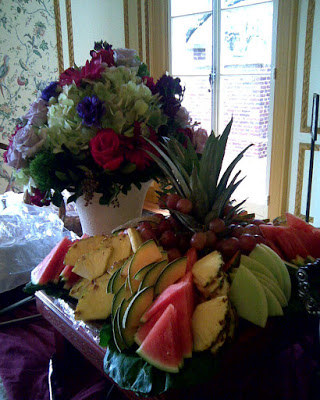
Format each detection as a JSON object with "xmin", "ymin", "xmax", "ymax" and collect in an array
[
  {"xmin": 137, "ymin": 221, "xmax": 153, "ymax": 232},
  {"xmin": 176, "ymin": 198, "xmax": 193, "ymax": 214},
  {"xmin": 254, "ymin": 234, "xmax": 266, "ymax": 244},
  {"xmin": 205, "ymin": 230, "xmax": 217, "ymax": 248},
  {"xmin": 167, "ymin": 215, "xmax": 181, "ymax": 231},
  {"xmin": 190, "ymin": 232, "xmax": 207, "ymax": 250},
  {"xmin": 243, "ymin": 224, "xmax": 260, "ymax": 235},
  {"xmin": 239, "ymin": 233, "xmax": 256, "ymax": 253},
  {"xmin": 153, "ymin": 213, "xmax": 165, "ymax": 221},
  {"xmin": 252, "ymin": 219, "xmax": 265, "ymax": 226},
  {"xmin": 218, "ymin": 237, "xmax": 240, "ymax": 259},
  {"xmin": 140, "ymin": 227, "xmax": 157, "ymax": 242},
  {"xmin": 223, "ymin": 204, "xmax": 234, "ymax": 217},
  {"xmin": 231, "ymin": 224, "xmax": 244, "ymax": 238},
  {"xmin": 159, "ymin": 230, "xmax": 177, "ymax": 248},
  {"xmin": 166, "ymin": 194, "xmax": 181, "ymax": 210},
  {"xmin": 167, "ymin": 248, "xmax": 182, "ymax": 262},
  {"xmin": 158, "ymin": 219, "xmax": 172, "ymax": 234},
  {"xmin": 209, "ymin": 218, "xmax": 226, "ymax": 233},
  {"xmin": 178, "ymin": 235, "xmax": 191, "ymax": 254}
]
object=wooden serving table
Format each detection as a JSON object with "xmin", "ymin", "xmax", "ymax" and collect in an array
[{"xmin": 35, "ymin": 289, "xmax": 320, "ymax": 400}]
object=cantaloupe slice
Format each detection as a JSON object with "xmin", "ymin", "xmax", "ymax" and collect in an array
[{"xmin": 230, "ymin": 265, "xmax": 268, "ymax": 328}]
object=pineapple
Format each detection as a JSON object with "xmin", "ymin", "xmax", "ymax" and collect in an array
[{"xmin": 146, "ymin": 118, "xmax": 252, "ymax": 233}]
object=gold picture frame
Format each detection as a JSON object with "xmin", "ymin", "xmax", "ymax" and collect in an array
[
  {"xmin": 53, "ymin": 0, "xmax": 74, "ymax": 74},
  {"xmin": 300, "ymin": 0, "xmax": 319, "ymax": 133},
  {"xmin": 294, "ymin": 142, "xmax": 319, "ymax": 220}
]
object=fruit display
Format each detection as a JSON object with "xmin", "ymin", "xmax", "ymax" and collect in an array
[{"xmin": 26, "ymin": 119, "xmax": 320, "ymax": 396}]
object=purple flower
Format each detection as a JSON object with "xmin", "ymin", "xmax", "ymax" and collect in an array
[
  {"xmin": 5, "ymin": 123, "xmax": 46, "ymax": 169},
  {"xmin": 23, "ymin": 98, "xmax": 48, "ymax": 127},
  {"xmin": 77, "ymin": 95, "xmax": 105, "ymax": 126},
  {"xmin": 41, "ymin": 81, "xmax": 59, "ymax": 102}
]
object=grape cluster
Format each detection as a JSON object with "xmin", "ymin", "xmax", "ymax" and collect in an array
[{"xmin": 138, "ymin": 194, "xmax": 266, "ymax": 262}]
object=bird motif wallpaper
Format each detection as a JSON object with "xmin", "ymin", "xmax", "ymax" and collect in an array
[{"xmin": 0, "ymin": 0, "xmax": 58, "ymax": 193}]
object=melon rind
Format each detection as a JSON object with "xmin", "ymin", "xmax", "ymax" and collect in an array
[{"xmin": 136, "ymin": 304, "xmax": 183, "ymax": 373}]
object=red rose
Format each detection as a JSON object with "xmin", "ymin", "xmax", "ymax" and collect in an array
[
  {"xmin": 142, "ymin": 76, "xmax": 156, "ymax": 94},
  {"xmin": 90, "ymin": 129, "xmax": 124, "ymax": 170},
  {"xmin": 122, "ymin": 123, "xmax": 159, "ymax": 171}
]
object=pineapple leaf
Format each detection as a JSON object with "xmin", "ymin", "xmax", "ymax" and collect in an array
[
  {"xmin": 171, "ymin": 209, "xmax": 203, "ymax": 233},
  {"xmin": 189, "ymin": 167, "xmax": 209, "ymax": 221},
  {"xmin": 186, "ymin": 139, "xmax": 200, "ymax": 174},
  {"xmin": 144, "ymin": 149, "xmax": 184, "ymax": 197},
  {"xmin": 204, "ymin": 170, "xmax": 245, "ymax": 225},
  {"xmin": 215, "ymin": 143, "xmax": 253, "ymax": 201},
  {"xmin": 165, "ymin": 141, "xmax": 191, "ymax": 187},
  {"xmin": 199, "ymin": 118, "xmax": 233, "ymax": 206},
  {"xmin": 224, "ymin": 198, "xmax": 247, "ymax": 222},
  {"xmin": 144, "ymin": 139, "xmax": 191, "ymax": 198}
]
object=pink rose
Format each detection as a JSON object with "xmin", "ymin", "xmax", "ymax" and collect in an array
[
  {"xmin": 90, "ymin": 129, "xmax": 124, "ymax": 170},
  {"xmin": 192, "ymin": 128, "xmax": 208, "ymax": 154},
  {"xmin": 23, "ymin": 98, "xmax": 48, "ymax": 127}
]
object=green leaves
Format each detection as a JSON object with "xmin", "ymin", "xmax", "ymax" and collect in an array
[{"xmin": 103, "ymin": 340, "xmax": 220, "ymax": 397}]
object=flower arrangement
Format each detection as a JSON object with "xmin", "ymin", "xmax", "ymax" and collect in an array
[{"xmin": 3, "ymin": 41, "xmax": 208, "ymax": 207}]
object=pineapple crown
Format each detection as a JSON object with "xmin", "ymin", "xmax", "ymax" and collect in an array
[{"xmin": 145, "ymin": 118, "xmax": 253, "ymax": 232}]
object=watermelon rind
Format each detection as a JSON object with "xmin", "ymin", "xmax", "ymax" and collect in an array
[{"xmin": 136, "ymin": 304, "xmax": 183, "ymax": 373}]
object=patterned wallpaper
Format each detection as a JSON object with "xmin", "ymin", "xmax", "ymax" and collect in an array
[{"xmin": 0, "ymin": 0, "xmax": 58, "ymax": 193}]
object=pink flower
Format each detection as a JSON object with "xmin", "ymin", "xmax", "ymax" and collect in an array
[
  {"xmin": 192, "ymin": 128, "xmax": 208, "ymax": 154},
  {"xmin": 59, "ymin": 67, "xmax": 82, "ymax": 87},
  {"xmin": 23, "ymin": 98, "xmax": 48, "ymax": 127},
  {"xmin": 91, "ymin": 49, "xmax": 115, "ymax": 67},
  {"xmin": 81, "ymin": 59, "xmax": 104, "ymax": 81},
  {"xmin": 142, "ymin": 76, "xmax": 156, "ymax": 94},
  {"xmin": 5, "ymin": 123, "xmax": 45, "ymax": 169}
]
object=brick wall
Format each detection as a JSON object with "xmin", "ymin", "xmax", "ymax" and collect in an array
[{"xmin": 180, "ymin": 64, "xmax": 271, "ymax": 159}]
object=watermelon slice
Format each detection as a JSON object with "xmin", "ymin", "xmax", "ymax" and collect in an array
[
  {"xmin": 291, "ymin": 229, "xmax": 320, "ymax": 258},
  {"xmin": 60, "ymin": 265, "xmax": 81, "ymax": 289},
  {"xmin": 186, "ymin": 248, "xmax": 198, "ymax": 271},
  {"xmin": 141, "ymin": 280, "xmax": 194, "ymax": 358},
  {"xmin": 31, "ymin": 237, "xmax": 72, "ymax": 285},
  {"xmin": 136, "ymin": 304, "xmax": 183, "ymax": 373},
  {"xmin": 285, "ymin": 212, "xmax": 314, "ymax": 233},
  {"xmin": 135, "ymin": 309, "xmax": 163, "ymax": 346},
  {"xmin": 275, "ymin": 226, "xmax": 309, "ymax": 261}
]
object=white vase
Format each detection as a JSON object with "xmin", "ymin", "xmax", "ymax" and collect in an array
[{"xmin": 76, "ymin": 182, "xmax": 151, "ymax": 236}]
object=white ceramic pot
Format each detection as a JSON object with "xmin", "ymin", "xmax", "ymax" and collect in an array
[{"xmin": 76, "ymin": 182, "xmax": 151, "ymax": 236}]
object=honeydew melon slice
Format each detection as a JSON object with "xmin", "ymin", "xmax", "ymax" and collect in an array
[
  {"xmin": 240, "ymin": 255, "xmax": 278, "ymax": 283},
  {"xmin": 249, "ymin": 245, "xmax": 284, "ymax": 290},
  {"xmin": 263, "ymin": 285, "xmax": 283, "ymax": 317},
  {"xmin": 230, "ymin": 265, "xmax": 268, "ymax": 328},
  {"xmin": 111, "ymin": 283, "xmax": 132, "ymax": 317},
  {"xmin": 250, "ymin": 270, "xmax": 287, "ymax": 307},
  {"xmin": 259, "ymin": 244, "xmax": 291, "ymax": 301}
]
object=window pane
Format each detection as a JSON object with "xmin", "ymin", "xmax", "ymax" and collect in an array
[
  {"xmin": 219, "ymin": 74, "xmax": 271, "ymax": 217},
  {"xmin": 171, "ymin": 0, "xmax": 212, "ymax": 17},
  {"xmin": 177, "ymin": 76, "xmax": 212, "ymax": 133},
  {"xmin": 171, "ymin": 13, "xmax": 212, "ymax": 75},
  {"xmin": 220, "ymin": 3, "xmax": 273, "ymax": 73},
  {"xmin": 221, "ymin": 0, "xmax": 272, "ymax": 9}
]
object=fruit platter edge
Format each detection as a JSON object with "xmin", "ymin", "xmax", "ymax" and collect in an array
[{"xmin": 34, "ymin": 276, "xmax": 313, "ymax": 400}]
